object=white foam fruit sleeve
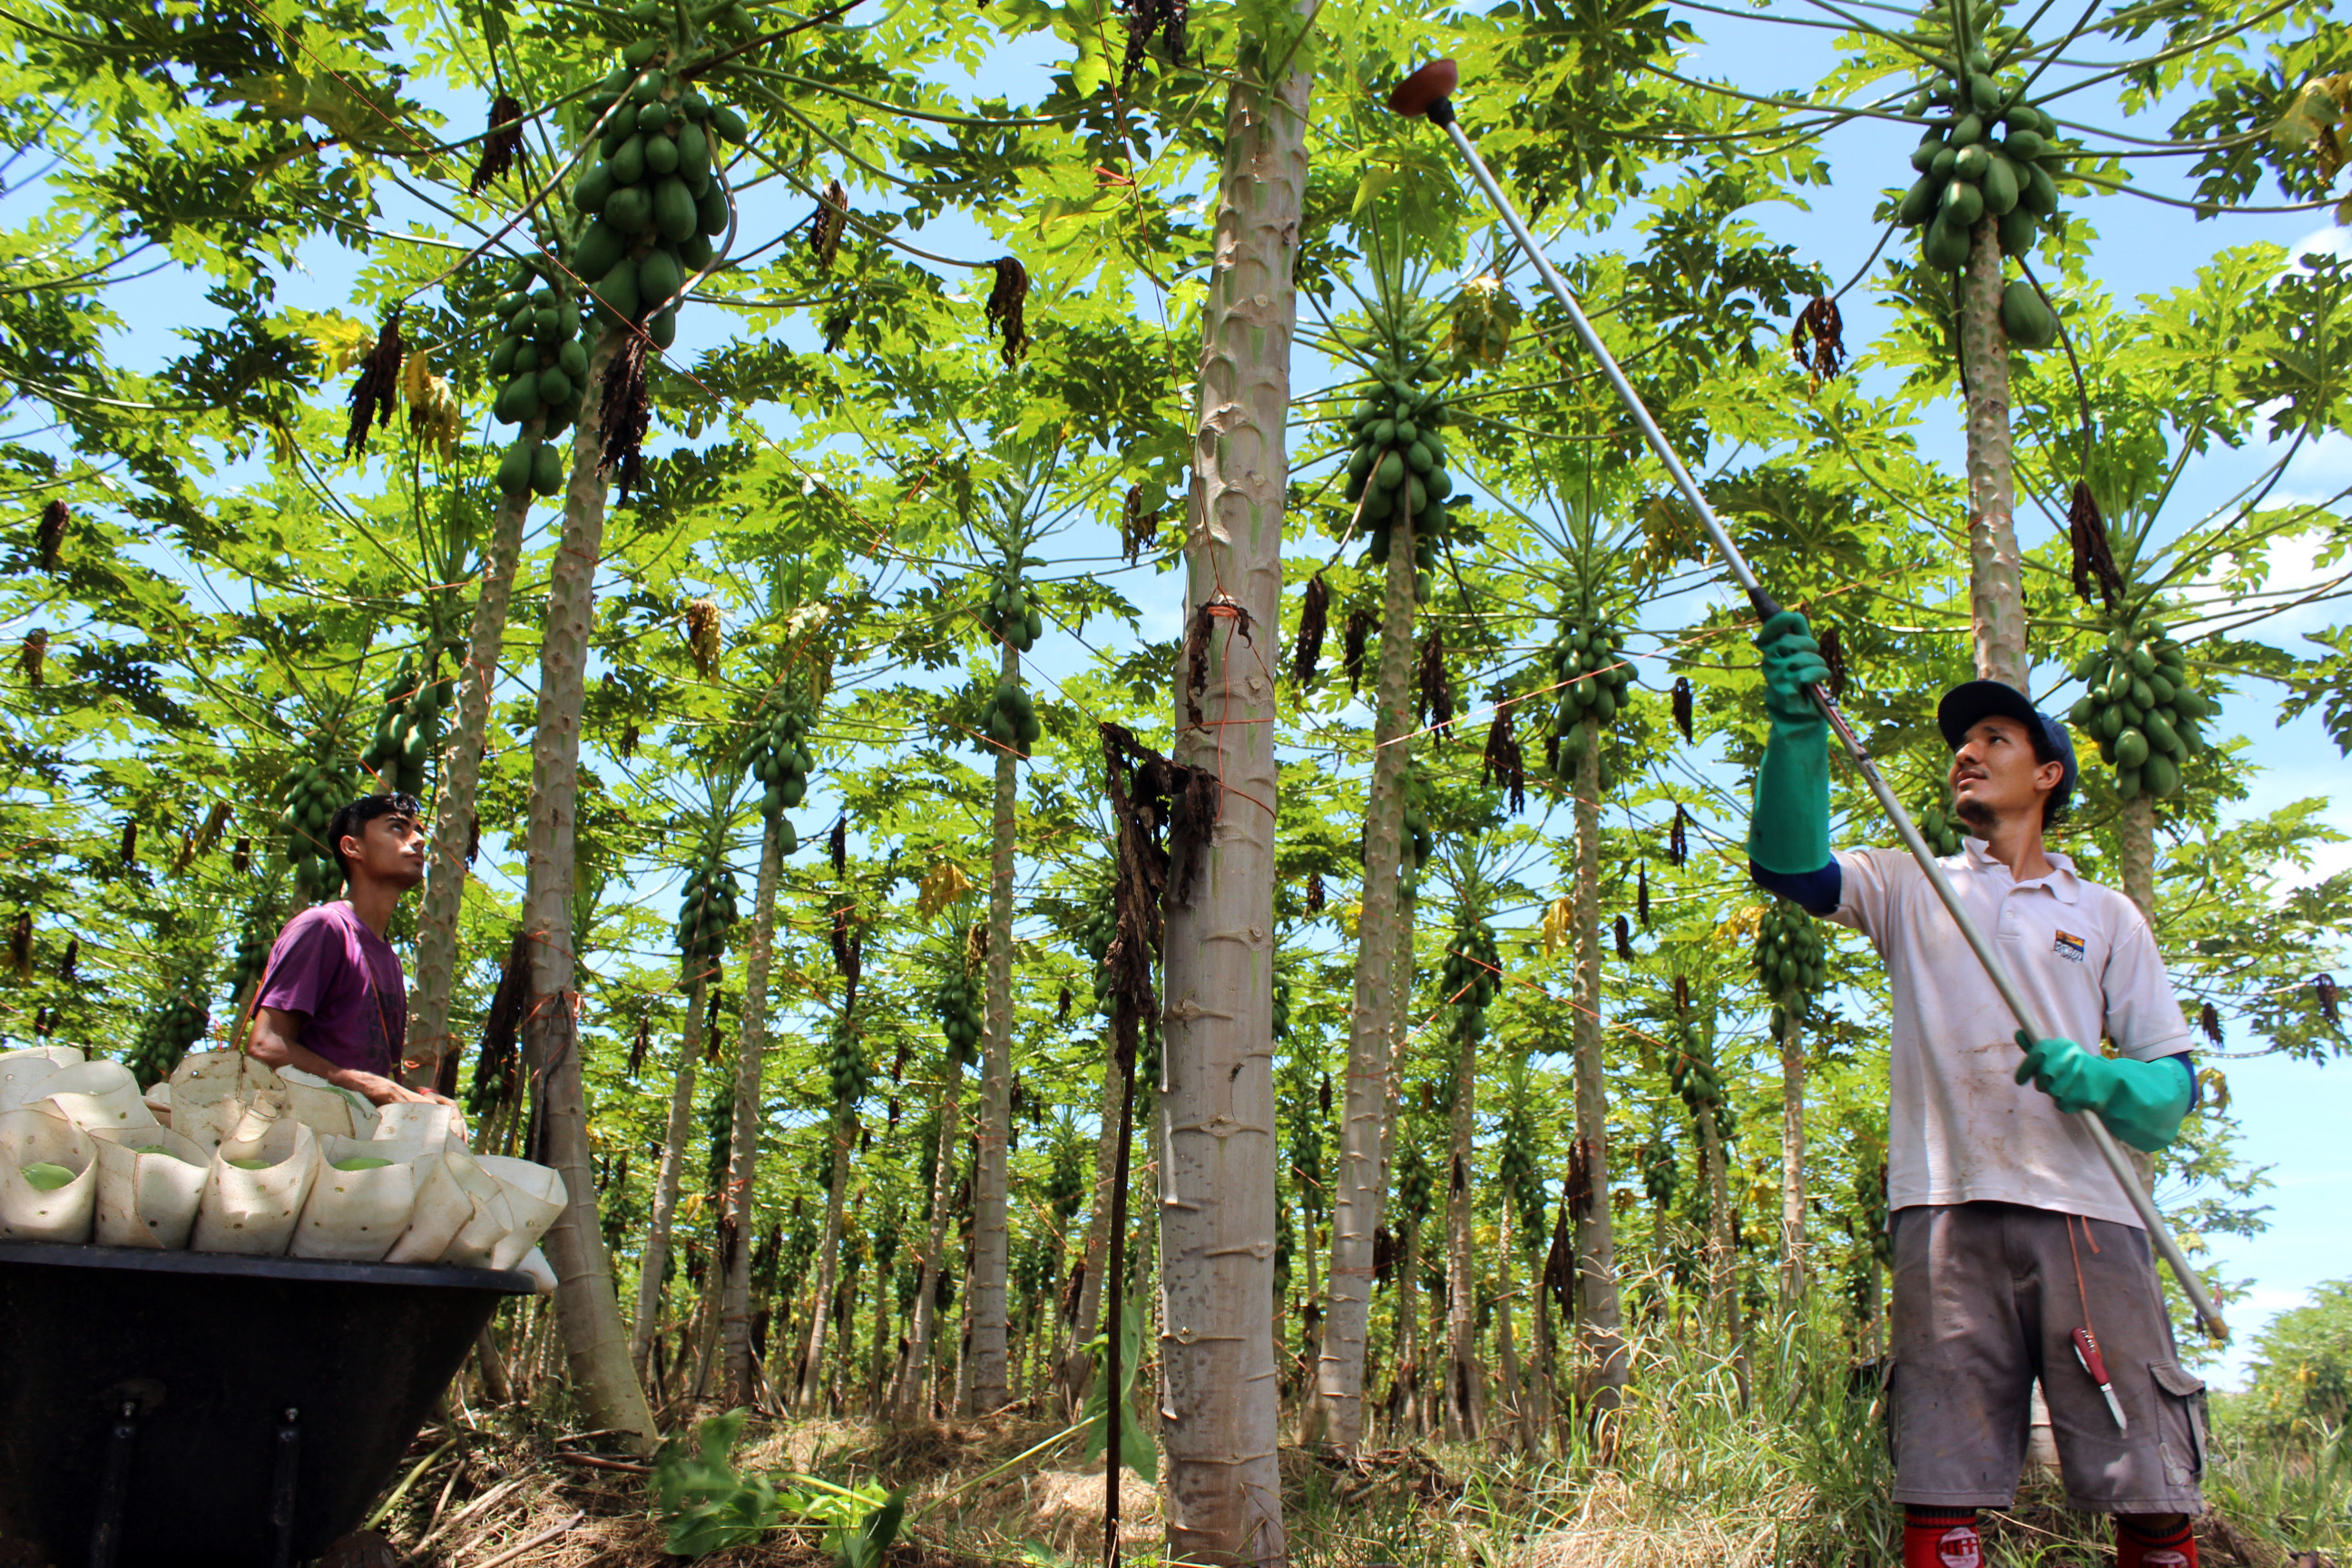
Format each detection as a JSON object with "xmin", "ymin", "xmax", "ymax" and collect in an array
[
  {"xmin": 0, "ymin": 1045, "xmax": 83, "ymax": 1112},
  {"xmin": 386, "ymin": 1143, "xmax": 514, "ymax": 1268},
  {"xmin": 0, "ymin": 1103, "xmax": 98, "ymax": 1242},
  {"xmin": 191, "ymin": 1102, "xmax": 319, "ymax": 1257},
  {"xmin": 170, "ymin": 1051, "xmax": 289, "ymax": 1153},
  {"xmin": 87, "ymin": 1126, "xmax": 210, "ymax": 1250},
  {"xmin": 473, "ymin": 1156, "xmax": 568, "ymax": 1271},
  {"xmin": 40, "ymin": 1060, "xmax": 160, "ymax": 1135},
  {"xmin": 292, "ymin": 1136, "xmax": 421, "ymax": 1263},
  {"xmin": 277, "ymin": 1066, "xmax": 383, "ymax": 1142}
]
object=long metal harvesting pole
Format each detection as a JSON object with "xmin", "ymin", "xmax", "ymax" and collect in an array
[{"xmin": 1402, "ymin": 77, "xmax": 2226, "ymax": 1340}]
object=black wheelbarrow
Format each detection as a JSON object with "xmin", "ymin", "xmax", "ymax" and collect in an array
[{"xmin": 0, "ymin": 1239, "xmax": 534, "ymax": 1568}]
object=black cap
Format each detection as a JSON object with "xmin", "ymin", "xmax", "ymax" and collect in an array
[{"xmin": 1937, "ymin": 681, "xmax": 2077, "ymax": 816}]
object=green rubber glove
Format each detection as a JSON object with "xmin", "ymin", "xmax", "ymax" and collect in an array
[
  {"xmin": 2013, "ymin": 1031, "xmax": 2194, "ymax": 1152},
  {"xmin": 1747, "ymin": 611, "xmax": 1833, "ymax": 875}
]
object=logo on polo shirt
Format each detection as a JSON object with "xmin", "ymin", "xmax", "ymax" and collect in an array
[{"xmin": 2052, "ymin": 930, "xmax": 2086, "ymax": 964}]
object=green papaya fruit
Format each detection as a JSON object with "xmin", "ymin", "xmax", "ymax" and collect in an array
[
  {"xmin": 644, "ymin": 133, "xmax": 680, "ymax": 178},
  {"xmin": 496, "ymin": 441, "xmax": 534, "ymax": 494},
  {"xmin": 557, "ymin": 339, "xmax": 589, "ymax": 382},
  {"xmin": 1941, "ymin": 177, "xmax": 1984, "ymax": 227},
  {"xmin": 631, "ymin": 71, "xmax": 666, "ymax": 105},
  {"xmin": 600, "ymin": 103, "xmax": 638, "ymax": 157},
  {"xmin": 610, "ymin": 132, "xmax": 647, "ymax": 187},
  {"xmin": 2144, "ymin": 708, "xmax": 2180, "ymax": 755},
  {"xmin": 709, "ymin": 103, "xmax": 748, "ymax": 142},
  {"xmin": 2115, "ymin": 727, "xmax": 2150, "ymax": 769},
  {"xmin": 573, "ymin": 162, "xmax": 615, "ymax": 216},
  {"xmin": 622, "ymin": 38, "xmax": 658, "ymax": 66},
  {"xmin": 638, "ymin": 247, "xmax": 683, "ymax": 310},
  {"xmin": 605, "ymin": 182, "xmax": 652, "ymax": 235},
  {"xmin": 1376, "ymin": 450, "xmax": 1406, "ymax": 489},
  {"xmin": 532, "ymin": 442, "xmax": 564, "ymax": 496},
  {"xmin": 2020, "ymin": 162, "xmax": 2059, "ymax": 217},
  {"xmin": 595, "ymin": 259, "xmax": 641, "ymax": 324},
  {"xmin": 1950, "ymin": 113, "xmax": 1984, "ymax": 147},
  {"xmin": 1932, "ymin": 145, "xmax": 1958, "ymax": 178},
  {"xmin": 1998, "ymin": 279, "xmax": 2059, "ymax": 348},
  {"xmin": 1980, "ymin": 152, "xmax": 2019, "ymax": 215},
  {"xmin": 637, "ymin": 101, "xmax": 672, "ymax": 134},
  {"xmin": 652, "ymin": 175, "xmax": 698, "ymax": 242},
  {"xmin": 1911, "ymin": 136, "xmax": 1945, "ymax": 174},
  {"xmin": 537, "ymin": 366, "xmax": 573, "ymax": 406},
  {"xmin": 495, "ymin": 375, "xmax": 540, "ymax": 424},
  {"xmin": 649, "ymin": 308, "xmax": 677, "ymax": 349},
  {"xmin": 1896, "ymin": 174, "xmax": 1943, "ymax": 226},
  {"xmin": 2004, "ymin": 129, "xmax": 2045, "ymax": 162},
  {"xmin": 21, "ymin": 1161, "xmax": 76, "ymax": 1190},
  {"xmin": 573, "ymin": 220, "xmax": 624, "ymax": 283},
  {"xmin": 697, "ymin": 183, "xmax": 731, "ymax": 236},
  {"xmin": 1924, "ymin": 209, "xmax": 1974, "ymax": 269},
  {"xmin": 1955, "ymin": 143, "xmax": 1991, "ymax": 181},
  {"xmin": 1997, "ymin": 203, "xmax": 2038, "ymax": 261},
  {"xmin": 489, "ymin": 339, "xmax": 517, "ymax": 378},
  {"xmin": 674, "ymin": 121, "xmax": 710, "ymax": 182},
  {"xmin": 2141, "ymin": 753, "xmax": 2180, "ymax": 799},
  {"xmin": 679, "ymin": 231, "xmax": 713, "ymax": 272},
  {"xmin": 1970, "ymin": 73, "xmax": 2004, "ymax": 113},
  {"xmin": 1406, "ymin": 440, "xmax": 1434, "ymax": 475}
]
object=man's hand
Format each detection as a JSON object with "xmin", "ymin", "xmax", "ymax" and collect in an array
[
  {"xmin": 2013, "ymin": 1030, "xmax": 2192, "ymax": 1153},
  {"xmin": 1757, "ymin": 610, "xmax": 1830, "ymax": 728}
]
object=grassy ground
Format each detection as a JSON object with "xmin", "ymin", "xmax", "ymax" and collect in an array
[{"xmin": 350, "ymin": 1325, "xmax": 2348, "ymax": 1567}]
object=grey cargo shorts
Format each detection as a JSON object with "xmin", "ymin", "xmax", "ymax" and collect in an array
[{"xmin": 1888, "ymin": 1202, "xmax": 2209, "ymax": 1514}]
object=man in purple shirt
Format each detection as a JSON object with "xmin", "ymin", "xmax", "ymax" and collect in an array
[{"xmin": 247, "ymin": 791, "xmax": 462, "ymax": 1122}]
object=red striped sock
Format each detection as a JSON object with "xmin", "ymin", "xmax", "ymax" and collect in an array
[
  {"xmin": 2116, "ymin": 1514, "xmax": 2197, "ymax": 1568},
  {"xmin": 1904, "ymin": 1507, "xmax": 1982, "ymax": 1568}
]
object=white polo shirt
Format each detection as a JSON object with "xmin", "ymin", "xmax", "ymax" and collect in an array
[{"xmin": 1830, "ymin": 839, "xmax": 2195, "ymax": 1230}]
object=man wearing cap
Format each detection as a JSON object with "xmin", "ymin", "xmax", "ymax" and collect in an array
[{"xmin": 1745, "ymin": 612, "xmax": 2205, "ymax": 1568}]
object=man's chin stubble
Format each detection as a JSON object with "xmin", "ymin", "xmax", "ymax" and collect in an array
[{"xmin": 1955, "ymin": 798, "xmax": 1996, "ymax": 830}]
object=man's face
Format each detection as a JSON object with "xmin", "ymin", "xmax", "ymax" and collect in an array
[
  {"xmin": 1949, "ymin": 716, "xmax": 2062, "ymax": 830},
  {"xmin": 344, "ymin": 811, "xmax": 427, "ymax": 891}
]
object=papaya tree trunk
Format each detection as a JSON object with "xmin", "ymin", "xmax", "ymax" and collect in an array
[
  {"xmin": 967, "ymin": 642, "xmax": 1018, "ymax": 1415},
  {"xmin": 1157, "ymin": 32, "xmax": 1307, "ymax": 1563},
  {"xmin": 1572, "ymin": 740, "xmax": 1628, "ymax": 1402},
  {"xmin": 1443, "ymin": 1027, "xmax": 1481, "ymax": 1442},
  {"xmin": 521, "ymin": 333, "xmax": 656, "ymax": 1452},
  {"xmin": 1394, "ymin": 1222, "xmax": 1420, "ymax": 1439},
  {"xmin": 1779, "ymin": 1006, "xmax": 1807, "ymax": 1310},
  {"xmin": 799, "ymin": 1097, "xmax": 852, "ymax": 1409},
  {"xmin": 632, "ymin": 977, "xmax": 705, "ymax": 1382},
  {"xmin": 897, "ymin": 1063, "xmax": 961, "ymax": 1419},
  {"xmin": 407, "ymin": 462, "xmax": 533, "ymax": 1078},
  {"xmin": 1962, "ymin": 214, "xmax": 2028, "ymax": 689},
  {"xmin": 1305, "ymin": 508, "xmax": 1417, "ymax": 1455},
  {"xmin": 1494, "ymin": 1201, "xmax": 1524, "ymax": 1452},
  {"xmin": 721, "ymin": 816, "xmax": 784, "ymax": 1405},
  {"xmin": 1699, "ymin": 1102, "xmax": 1734, "ymax": 1348}
]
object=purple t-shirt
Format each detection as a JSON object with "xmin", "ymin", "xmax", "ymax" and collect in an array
[{"xmin": 256, "ymin": 903, "xmax": 407, "ymax": 1077}]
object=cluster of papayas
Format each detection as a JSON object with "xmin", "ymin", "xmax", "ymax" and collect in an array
[
  {"xmin": 824, "ymin": 1019, "xmax": 867, "ymax": 1105},
  {"xmin": 226, "ymin": 916, "xmax": 273, "ymax": 1000},
  {"xmin": 1551, "ymin": 618, "xmax": 1633, "ymax": 774},
  {"xmin": 934, "ymin": 962, "xmax": 983, "ymax": 1068},
  {"xmin": 126, "ymin": 995, "xmax": 210, "ymax": 1086},
  {"xmin": 1894, "ymin": 50, "xmax": 2066, "ymax": 290},
  {"xmin": 982, "ymin": 571, "xmax": 1044, "ymax": 652},
  {"xmin": 2067, "ymin": 622, "xmax": 2208, "ymax": 799},
  {"xmin": 276, "ymin": 760, "xmax": 351, "ymax": 901},
  {"xmin": 978, "ymin": 677, "xmax": 1042, "ymax": 755},
  {"xmin": 1912, "ymin": 795, "xmax": 1968, "ymax": 857},
  {"xmin": 1341, "ymin": 357, "xmax": 1457, "ymax": 601},
  {"xmin": 741, "ymin": 702, "xmax": 815, "ymax": 840},
  {"xmin": 1666, "ymin": 1020, "xmax": 1737, "ymax": 1138},
  {"xmin": 1439, "ymin": 914, "xmax": 1501, "ymax": 1014},
  {"xmin": 1398, "ymin": 764, "xmax": 1435, "ymax": 897},
  {"xmin": 360, "ymin": 647, "xmax": 455, "ymax": 798},
  {"xmin": 1753, "ymin": 897, "xmax": 1827, "ymax": 1014},
  {"xmin": 571, "ymin": 49, "xmax": 743, "ymax": 348},
  {"xmin": 486, "ymin": 254, "xmax": 584, "ymax": 494},
  {"xmin": 677, "ymin": 847, "xmax": 740, "ymax": 973}
]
